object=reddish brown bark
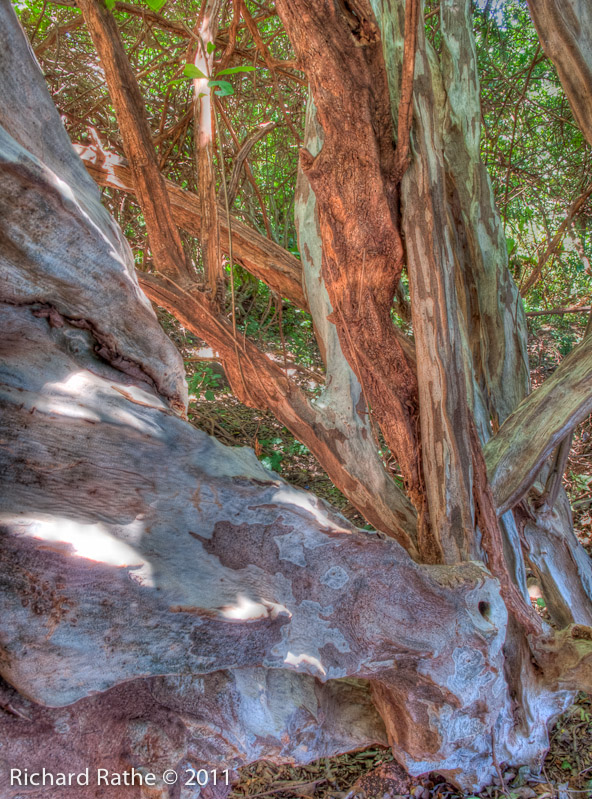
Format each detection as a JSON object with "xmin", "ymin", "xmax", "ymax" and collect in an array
[
  {"xmin": 71, "ymin": 0, "xmax": 416, "ymax": 545},
  {"xmin": 394, "ymin": 0, "xmax": 420, "ymax": 181},
  {"xmin": 75, "ymin": 0, "xmax": 190, "ymax": 284},
  {"xmin": 275, "ymin": 0, "xmax": 424, "ymax": 519}
]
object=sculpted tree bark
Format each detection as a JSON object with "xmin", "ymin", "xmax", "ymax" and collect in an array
[{"xmin": 2, "ymin": 0, "xmax": 592, "ymax": 795}]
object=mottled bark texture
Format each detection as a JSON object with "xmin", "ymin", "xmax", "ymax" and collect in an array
[
  {"xmin": 3, "ymin": 0, "xmax": 592, "ymax": 793},
  {"xmin": 278, "ymin": 0, "xmax": 592, "ymax": 782},
  {"xmin": 295, "ymin": 96, "xmax": 419, "ymax": 553},
  {"xmin": 275, "ymin": 0, "xmax": 425, "ymax": 536}
]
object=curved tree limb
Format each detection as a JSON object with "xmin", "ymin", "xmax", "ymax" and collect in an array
[
  {"xmin": 77, "ymin": 142, "xmax": 308, "ymax": 309},
  {"xmin": 139, "ymin": 271, "xmax": 419, "ymax": 547},
  {"xmin": 485, "ymin": 331, "xmax": 592, "ymax": 515},
  {"xmin": 228, "ymin": 120, "xmax": 277, "ymax": 207}
]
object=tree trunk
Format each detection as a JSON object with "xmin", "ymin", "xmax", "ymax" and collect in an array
[{"xmin": 2, "ymin": 0, "xmax": 592, "ymax": 794}]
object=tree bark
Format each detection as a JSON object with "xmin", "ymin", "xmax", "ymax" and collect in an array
[
  {"xmin": 69, "ymin": 0, "xmax": 418, "ymax": 544},
  {"xmin": 295, "ymin": 95, "xmax": 419, "ymax": 554},
  {"xmin": 193, "ymin": 0, "xmax": 225, "ymax": 305},
  {"xmin": 3, "ymin": 0, "xmax": 592, "ymax": 792},
  {"xmin": 276, "ymin": 0, "xmax": 425, "ymax": 532},
  {"xmin": 0, "ymin": 41, "xmax": 515, "ymax": 777},
  {"xmin": 75, "ymin": 0, "xmax": 190, "ymax": 284}
]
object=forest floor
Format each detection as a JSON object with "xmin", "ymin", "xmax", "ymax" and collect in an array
[{"xmin": 163, "ymin": 310, "xmax": 592, "ymax": 799}]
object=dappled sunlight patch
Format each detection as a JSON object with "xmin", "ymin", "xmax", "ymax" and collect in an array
[
  {"xmin": 40, "ymin": 369, "xmax": 168, "ymax": 434},
  {"xmin": 220, "ymin": 594, "xmax": 291, "ymax": 622},
  {"xmin": 284, "ymin": 651, "xmax": 327, "ymax": 677},
  {"xmin": 271, "ymin": 487, "xmax": 351, "ymax": 533},
  {"xmin": 16, "ymin": 516, "xmax": 154, "ymax": 586}
]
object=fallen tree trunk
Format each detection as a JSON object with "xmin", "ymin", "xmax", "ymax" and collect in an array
[{"xmin": 0, "ymin": 96, "xmax": 515, "ymax": 786}]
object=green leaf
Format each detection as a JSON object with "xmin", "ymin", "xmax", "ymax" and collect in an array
[
  {"xmin": 104, "ymin": 0, "xmax": 116, "ymax": 9},
  {"xmin": 206, "ymin": 41, "xmax": 216, "ymax": 54},
  {"xmin": 205, "ymin": 390, "xmax": 215, "ymax": 401},
  {"xmin": 215, "ymin": 65, "xmax": 256, "ymax": 76},
  {"xmin": 144, "ymin": 0, "xmax": 166, "ymax": 10},
  {"xmin": 261, "ymin": 452, "xmax": 283, "ymax": 473},
  {"xmin": 207, "ymin": 79, "xmax": 234, "ymax": 96},
  {"xmin": 183, "ymin": 64, "xmax": 207, "ymax": 80}
]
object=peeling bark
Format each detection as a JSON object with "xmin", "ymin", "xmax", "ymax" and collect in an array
[
  {"xmin": 439, "ymin": 0, "xmax": 530, "ymax": 427},
  {"xmin": 276, "ymin": 0, "xmax": 424, "ymax": 524},
  {"xmin": 399, "ymin": 11, "xmax": 476, "ymax": 563},
  {"xmin": 3, "ymin": 0, "xmax": 592, "ymax": 791},
  {"xmin": 295, "ymin": 95, "xmax": 418, "ymax": 553},
  {"xmin": 0, "ymin": 270, "xmax": 514, "ymax": 789},
  {"xmin": 486, "ymin": 331, "xmax": 592, "ymax": 515}
]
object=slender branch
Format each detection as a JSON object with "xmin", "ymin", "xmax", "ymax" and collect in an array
[
  {"xmin": 520, "ymin": 183, "xmax": 592, "ymax": 294},
  {"xmin": 193, "ymin": 0, "xmax": 225, "ymax": 304},
  {"xmin": 501, "ymin": 45, "xmax": 540, "ymax": 224},
  {"xmin": 76, "ymin": 143, "xmax": 307, "ymax": 308},
  {"xmin": 394, "ymin": 0, "xmax": 419, "ymax": 181},
  {"xmin": 215, "ymin": 97, "xmax": 274, "ymax": 238},
  {"xmin": 35, "ymin": 17, "xmax": 84, "ymax": 56},
  {"xmin": 526, "ymin": 305, "xmax": 591, "ymax": 317},
  {"xmin": 240, "ymin": 0, "xmax": 302, "ymax": 143},
  {"xmin": 485, "ymin": 330, "xmax": 592, "ymax": 515},
  {"xmin": 228, "ymin": 120, "xmax": 276, "ymax": 206},
  {"xmin": 218, "ymin": 0, "xmax": 241, "ymax": 71},
  {"xmin": 75, "ymin": 0, "xmax": 190, "ymax": 283}
]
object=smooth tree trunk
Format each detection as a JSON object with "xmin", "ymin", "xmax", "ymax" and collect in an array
[{"xmin": 2, "ymin": 0, "xmax": 592, "ymax": 794}]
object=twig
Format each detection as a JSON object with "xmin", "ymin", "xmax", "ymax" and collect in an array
[
  {"xmin": 227, "ymin": 120, "xmax": 277, "ymax": 206},
  {"xmin": 526, "ymin": 306, "xmax": 591, "ymax": 317},
  {"xmin": 491, "ymin": 730, "xmax": 510, "ymax": 799}
]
